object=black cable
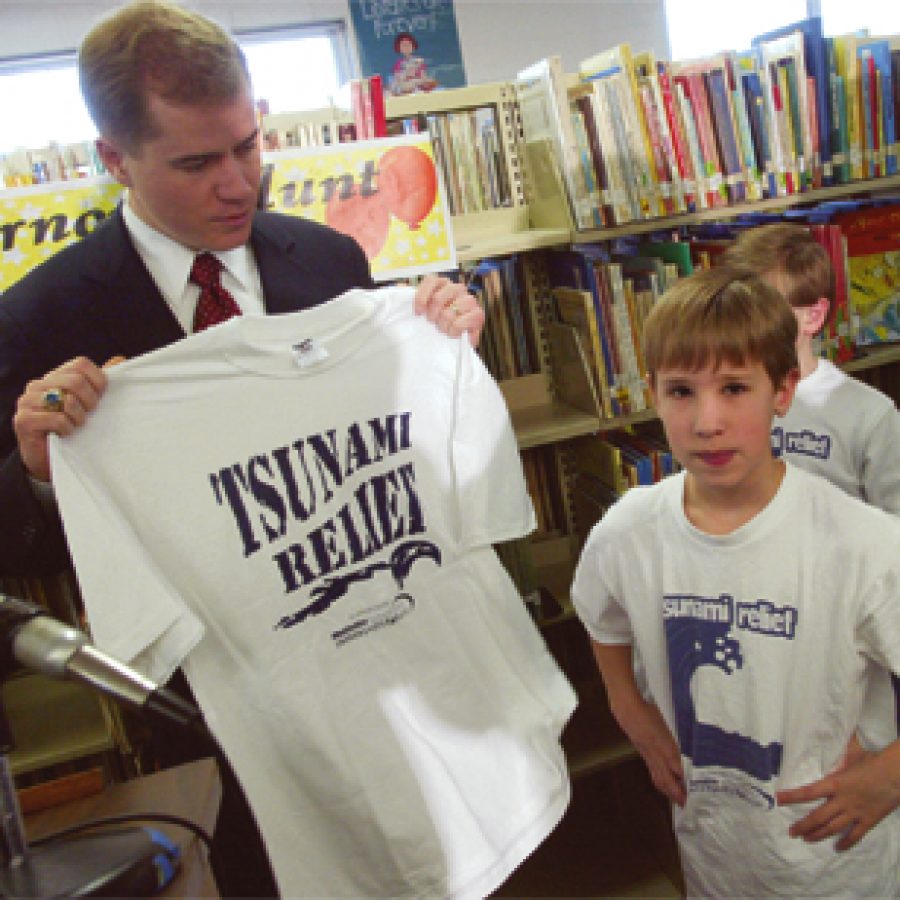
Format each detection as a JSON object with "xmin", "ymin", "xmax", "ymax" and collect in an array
[{"xmin": 28, "ymin": 811, "xmax": 224, "ymax": 889}]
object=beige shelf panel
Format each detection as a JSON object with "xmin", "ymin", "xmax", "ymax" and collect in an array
[
  {"xmin": 451, "ymin": 207, "xmax": 570, "ymax": 261},
  {"xmin": 385, "ymin": 82, "xmax": 514, "ymax": 117},
  {"xmin": 501, "ymin": 372, "xmax": 600, "ymax": 449},
  {"xmin": 575, "ymin": 173, "xmax": 900, "ymax": 242},
  {"xmin": 457, "ymin": 225, "xmax": 572, "ymax": 262}
]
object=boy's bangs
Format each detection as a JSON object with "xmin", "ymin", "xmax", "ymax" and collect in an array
[{"xmin": 654, "ymin": 324, "xmax": 752, "ymax": 375}]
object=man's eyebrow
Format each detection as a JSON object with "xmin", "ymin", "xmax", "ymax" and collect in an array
[
  {"xmin": 169, "ymin": 129, "xmax": 260, "ymax": 167},
  {"xmin": 170, "ymin": 150, "xmax": 222, "ymax": 167},
  {"xmin": 236, "ymin": 128, "xmax": 260, "ymax": 148}
]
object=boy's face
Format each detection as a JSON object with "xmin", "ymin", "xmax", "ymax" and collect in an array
[{"xmin": 651, "ymin": 358, "xmax": 798, "ymax": 505}]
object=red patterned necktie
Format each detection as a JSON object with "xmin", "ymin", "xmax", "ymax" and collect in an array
[{"xmin": 190, "ymin": 252, "xmax": 242, "ymax": 331}]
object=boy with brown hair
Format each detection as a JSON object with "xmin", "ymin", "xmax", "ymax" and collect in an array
[
  {"xmin": 572, "ymin": 266, "xmax": 900, "ymax": 898},
  {"xmin": 721, "ymin": 221, "xmax": 900, "ymax": 514}
]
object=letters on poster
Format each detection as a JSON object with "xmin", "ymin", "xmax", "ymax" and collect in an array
[{"xmin": 0, "ymin": 135, "xmax": 455, "ymax": 292}]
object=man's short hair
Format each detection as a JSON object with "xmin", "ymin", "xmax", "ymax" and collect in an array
[
  {"xmin": 721, "ymin": 222, "xmax": 835, "ymax": 309},
  {"xmin": 644, "ymin": 266, "xmax": 799, "ymax": 388},
  {"xmin": 78, "ymin": 0, "xmax": 251, "ymax": 151}
]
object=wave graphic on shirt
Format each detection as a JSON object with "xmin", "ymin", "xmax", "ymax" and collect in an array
[
  {"xmin": 275, "ymin": 539, "xmax": 441, "ymax": 629},
  {"xmin": 666, "ymin": 616, "xmax": 783, "ymax": 783}
]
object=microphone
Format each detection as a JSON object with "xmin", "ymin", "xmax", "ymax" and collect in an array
[{"xmin": 0, "ymin": 595, "xmax": 200, "ymax": 729}]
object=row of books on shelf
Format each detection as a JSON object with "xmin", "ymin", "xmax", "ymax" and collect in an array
[
  {"xmin": 464, "ymin": 198, "xmax": 899, "ymax": 410},
  {"xmin": 260, "ymin": 75, "xmax": 389, "ymax": 150},
  {"xmin": 1, "ymin": 141, "xmax": 103, "ymax": 186},
  {"xmin": 496, "ymin": 427, "xmax": 679, "ymax": 615},
  {"xmin": 517, "ymin": 18, "xmax": 900, "ymax": 229},
  {"xmin": 466, "ymin": 255, "xmax": 540, "ymax": 380},
  {"xmin": 389, "ymin": 105, "xmax": 514, "ymax": 215}
]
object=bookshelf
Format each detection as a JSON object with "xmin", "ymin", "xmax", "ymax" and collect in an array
[{"xmin": 576, "ymin": 172, "xmax": 900, "ymax": 242}]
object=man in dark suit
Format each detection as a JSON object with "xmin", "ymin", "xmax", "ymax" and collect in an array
[
  {"xmin": 0, "ymin": 1, "xmax": 483, "ymax": 894},
  {"xmin": 1, "ymin": 0, "xmax": 482, "ymax": 575}
]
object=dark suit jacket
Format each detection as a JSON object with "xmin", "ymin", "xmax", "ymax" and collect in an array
[{"xmin": 0, "ymin": 206, "xmax": 373, "ymax": 575}]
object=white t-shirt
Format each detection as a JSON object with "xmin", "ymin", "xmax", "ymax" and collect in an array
[
  {"xmin": 772, "ymin": 358, "xmax": 900, "ymax": 514},
  {"xmin": 50, "ymin": 286, "xmax": 577, "ymax": 899},
  {"xmin": 773, "ymin": 358, "xmax": 900, "ymax": 749},
  {"xmin": 571, "ymin": 465, "xmax": 900, "ymax": 899}
]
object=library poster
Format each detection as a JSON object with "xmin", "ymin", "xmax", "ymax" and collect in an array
[
  {"xmin": 263, "ymin": 134, "xmax": 457, "ymax": 281},
  {"xmin": 0, "ymin": 177, "xmax": 123, "ymax": 293},
  {"xmin": 0, "ymin": 135, "xmax": 455, "ymax": 291},
  {"xmin": 349, "ymin": 0, "xmax": 466, "ymax": 96}
]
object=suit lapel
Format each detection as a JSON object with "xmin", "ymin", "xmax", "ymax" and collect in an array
[
  {"xmin": 81, "ymin": 207, "xmax": 185, "ymax": 357},
  {"xmin": 251, "ymin": 214, "xmax": 314, "ymax": 315}
]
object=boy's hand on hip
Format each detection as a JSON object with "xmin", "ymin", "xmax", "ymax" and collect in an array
[{"xmin": 777, "ymin": 741, "xmax": 900, "ymax": 851}]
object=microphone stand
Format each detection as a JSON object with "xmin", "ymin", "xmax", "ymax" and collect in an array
[{"xmin": 0, "ymin": 688, "xmax": 180, "ymax": 898}]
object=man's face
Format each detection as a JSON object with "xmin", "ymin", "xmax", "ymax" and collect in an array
[{"xmin": 98, "ymin": 87, "xmax": 261, "ymax": 251}]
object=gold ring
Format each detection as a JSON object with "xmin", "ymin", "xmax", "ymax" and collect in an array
[
  {"xmin": 41, "ymin": 387, "xmax": 66, "ymax": 413},
  {"xmin": 449, "ymin": 301, "xmax": 461, "ymax": 317}
]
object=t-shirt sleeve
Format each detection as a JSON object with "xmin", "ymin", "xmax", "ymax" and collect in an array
[
  {"xmin": 49, "ymin": 434, "xmax": 204, "ymax": 684},
  {"xmin": 861, "ymin": 404, "xmax": 900, "ymax": 516},
  {"xmin": 856, "ymin": 544, "xmax": 900, "ymax": 681},
  {"xmin": 570, "ymin": 521, "xmax": 633, "ymax": 645},
  {"xmin": 450, "ymin": 336, "xmax": 535, "ymax": 548}
]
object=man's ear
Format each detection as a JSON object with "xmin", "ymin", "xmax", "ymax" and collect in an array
[
  {"xmin": 774, "ymin": 367, "xmax": 800, "ymax": 418},
  {"xmin": 798, "ymin": 297, "xmax": 830, "ymax": 337},
  {"xmin": 95, "ymin": 138, "xmax": 131, "ymax": 187}
]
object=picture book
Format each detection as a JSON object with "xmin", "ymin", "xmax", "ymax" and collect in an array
[{"xmin": 834, "ymin": 205, "xmax": 900, "ymax": 345}]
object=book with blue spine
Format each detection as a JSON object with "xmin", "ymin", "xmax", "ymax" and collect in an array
[{"xmin": 857, "ymin": 40, "xmax": 897, "ymax": 175}]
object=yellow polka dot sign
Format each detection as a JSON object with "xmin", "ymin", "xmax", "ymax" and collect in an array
[
  {"xmin": 0, "ymin": 177, "xmax": 124, "ymax": 293},
  {"xmin": 263, "ymin": 134, "xmax": 456, "ymax": 281},
  {"xmin": 0, "ymin": 134, "xmax": 455, "ymax": 294}
]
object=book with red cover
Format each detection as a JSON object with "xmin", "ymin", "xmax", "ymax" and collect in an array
[
  {"xmin": 657, "ymin": 61, "xmax": 698, "ymax": 211},
  {"xmin": 368, "ymin": 74, "xmax": 387, "ymax": 138}
]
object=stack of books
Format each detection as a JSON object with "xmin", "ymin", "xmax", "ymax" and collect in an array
[{"xmin": 516, "ymin": 18, "xmax": 900, "ymax": 230}]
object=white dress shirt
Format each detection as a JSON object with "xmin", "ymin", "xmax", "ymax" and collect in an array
[{"xmin": 122, "ymin": 200, "xmax": 265, "ymax": 331}]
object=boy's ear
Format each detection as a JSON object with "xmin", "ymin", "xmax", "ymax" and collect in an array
[
  {"xmin": 798, "ymin": 298, "xmax": 830, "ymax": 337},
  {"xmin": 774, "ymin": 367, "xmax": 800, "ymax": 418}
]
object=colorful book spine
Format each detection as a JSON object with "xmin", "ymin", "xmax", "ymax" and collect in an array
[
  {"xmin": 860, "ymin": 50, "xmax": 876, "ymax": 178},
  {"xmin": 704, "ymin": 67, "xmax": 746, "ymax": 203},
  {"xmin": 638, "ymin": 82, "xmax": 677, "ymax": 214},
  {"xmin": 686, "ymin": 71, "xmax": 728, "ymax": 206},
  {"xmin": 768, "ymin": 65, "xmax": 792, "ymax": 194},
  {"xmin": 781, "ymin": 58, "xmax": 809, "ymax": 189},
  {"xmin": 657, "ymin": 61, "xmax": 698, "ymax": 211},
  {"xmin": 836, "ymin": 36, "xmax": 865, "ymax": 180},
  {"xmin": 368, "ymin": 74, "xmax": 387, "ymax": 138},
  {"xmin": 727, "ymin": 58, "xmax": 763, "ymax": 200},
  {"xmin": 675, "ymin": 80, "xmax": 711, "ymax": 209},
  {"xmin": 742, "ymin": 71, "xmax": 777, "ymax": 197},
  {"xmin": 574, "ymin": 93, "xmax": 613, "ymax": 226}
]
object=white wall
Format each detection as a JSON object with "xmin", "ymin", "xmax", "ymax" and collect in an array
[{"xmin": 0, "ymin": 1, "xmax": 670, "ymax": 83}]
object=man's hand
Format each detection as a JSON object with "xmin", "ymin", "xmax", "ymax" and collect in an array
[
  {"xmin": 13, "ymin": 355, "xmax": 122, "ymax": 482},
  {"xmin": 412, "ymin": 275, "xmax": 484, "ymax": 347},
  {"xmin": 777, "ymin": 740, "xmax": 900, "ymax": 851},
  {"xmin": 616, "ymin": 694, "xmax": 687, "ymax": 807}
]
